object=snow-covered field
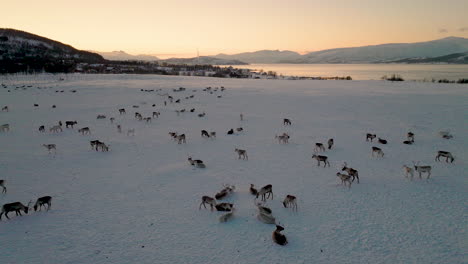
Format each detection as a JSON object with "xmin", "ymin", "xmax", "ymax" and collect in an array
[{"xmin": 0, "ymin": 74, "xmax": 466, "ymax": 264}]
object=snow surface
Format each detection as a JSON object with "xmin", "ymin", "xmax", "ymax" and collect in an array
[{"xmin": 0, "ymin": 74, "xmax": 467, "ymax": 264}]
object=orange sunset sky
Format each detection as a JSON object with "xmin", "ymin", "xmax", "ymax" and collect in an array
[{"xmin": 3, "ymin": 0, "xmax": 468, "ymax": 58}]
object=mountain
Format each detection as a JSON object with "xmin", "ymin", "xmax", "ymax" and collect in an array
[
  {"xmin": 161, "ymin": 56, "xmax": 247, "ymax": 65},
  {"xmin": 96, "ymin": 50, "xmax": 159, "ymax": 61},
  {"xmin": 294, "ymin": 37, "xmax": 468, "ymax": 63},
  {"xmin": 213, "ymin": 50, "xmax": 302, "ymax": 63},
  {"xmin": 0, "ymin": 28, "xmax": 105, "ymax": 73},
  {"xmin": 389, "ymin": 52, "xmax": 468, "ymax": 64}
]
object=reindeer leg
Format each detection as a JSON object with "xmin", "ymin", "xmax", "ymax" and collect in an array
[{"xmin": 5, "ymin": 212, "xmax": 10, "ymax": 219}]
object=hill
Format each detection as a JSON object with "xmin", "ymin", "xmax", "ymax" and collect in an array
[
  {"xmin": 295, "ymin": 37, "xmax": 468, "ymax": 63},
  {"xmin": 161, "ymin": 56, "xmax": 247, "ymax": 65},
  {"xmin": 213, "ymin": 50, "xmax": 302, "ymax": 64},
  {"xmin": 389, "ymin": 51, "xmax": 468, "ymax": 64},
  {"xmin": 95, "ymin": 50, "xmax": 159, "ymax": 61},
  {"xmin": 0, "ymin": 28, "xmax": 105, "ymax": 73}
]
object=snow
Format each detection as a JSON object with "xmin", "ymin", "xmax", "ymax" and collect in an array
[{"xmin": 0, "ymin": 74, "xmax": 467, "ymax": 264}]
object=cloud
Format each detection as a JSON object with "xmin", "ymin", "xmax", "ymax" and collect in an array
[
  {"xmin": 459, "ymin": 27, "xmax": 468, "ymax": 32},
  {"xmin": 438, "ymin": 28, "xmax": 448, "ymax": 33}
]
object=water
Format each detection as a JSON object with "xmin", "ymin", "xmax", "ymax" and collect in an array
[{"xmin": 231, "ymin": 64, "xmax": 468, "ymax": 81}]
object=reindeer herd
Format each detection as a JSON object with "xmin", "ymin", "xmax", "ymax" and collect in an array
[
  {"xmin": 199, "ymin": 183, "xmax": 293, "ymax": 245},
  {"xmin": 0, "ymin": 82, "xmax": 459, "ymax": 250}
]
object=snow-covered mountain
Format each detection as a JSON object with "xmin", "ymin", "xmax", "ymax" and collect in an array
[
  {"xmin": 389, "ymin": 51, "xmax": 468, "ymax": 64},
  {"xmin": 211, "ymin": 37, "xmax": 468, "ymax": 64},
  {"xmin": 0, "ymin": 28, "xmax": 104, "ymax": 63},
  {"xmin": 213, "ymin": 50, "xmax": 302, "ymax": 63},
  {"xmin": 295, "ymin": 37, "xmax": 468, "ymax": 63},
  {"xmin": 95, "ymin": 50, "xmax": 159, "ymax": 61},
  {"xmin": 161, "ymin": 56, "xmax": 247, "ymax": 65}
]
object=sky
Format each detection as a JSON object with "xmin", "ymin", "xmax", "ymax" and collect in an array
[{"xmin": 2, "ymin": 0, "xmax": 468, "ymax": 58}]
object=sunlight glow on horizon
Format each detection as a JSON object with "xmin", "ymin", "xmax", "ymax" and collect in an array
[{"xmin": 3, "ymin": 0, "xmax": 468, "ymax": 57}]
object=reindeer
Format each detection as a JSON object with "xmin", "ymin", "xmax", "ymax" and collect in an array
[
  {"xmin": 33, "ymin": 196, "xmax": 52, "ymax": 211},
  {"xmin": 328, "ymin": 138, "xmax": 334, "ymax": 149},
  {"xmin": 152, "ymin": 112, "xmax": 160, "ymax": 118},
  {"xmin": 65, "ymin": 121, "xmax": 77, "ymax": 128},
  {"xmin": 256, "ymin": 184, "xmax": 273, "ymax": 201},
  {"xmin": 110, "ymin": 117, "xmax": 115, "ymax": 123},
  {"xmin": 188, "ymin": 156, "xmax": 205, "ymax": 168},
  {"xmin": 201, "ymin": 130, "xmax": 210, "ymax": 138},
  {"xmin": 198, "ymin": 112, "xmax": 205, "ymax": 117},
  {"xmin": 412, "ymin": 162, "xmax": 432, "ymax": 179},
  {"xmin": 275, "ymin": 133, "xmax": 290, "ymax": 144},
  {"xmin": 366, "ymin": 133, "xmax": 377, "ymax": 142},
  {"xmin": 272, "ymin": 225, "xmax": 288, "ymax": 245},
  {"xmin": 435, "ymin": 151, "xmax": 454, "ymax": 163},
  {"xmin": 97, "ymin": 115, "xmax": 106, "ymax": 119},
  {"xmin": 407, "ymin": 132, "xmax": 415, "ymax": 142},
  {"xmin": 372, "ymin": 146, "xmax": 384, "ymax": 157},
  {"xmin": 336, "ymin": 173, "xmax": 352, "ymax": 188},
  {"xmin": 439, "ymin": 131, "xmax": 453, "ymax": 139},
  {"xmin": 235, "ymin": 148, "xmax": 248, "ymax": 160},
  {"xmin": 282, "ymin": 195, "xmax": 297, "ymax": 211},
  {"xmin": 0, "ymin": 201, "xmax": 30, "ymax": 220},
  {"xmin": 227, "ymin": 128, "xmax": 234, "ymax": 135},
  {"xmin": 0, "ymin": 124, "xmax": 9, "ymax": 132},
  {"xmin": 215, "ymin": 185, "xmax": 235, "ymax": 200},
  {"xmin": 90, "ymin": 140, "xmax": 103, "ymax": 151},
  {"xmin": 209, "ymin": 132, "xmax": 216, "ymax": 138},
  {"xmin": 0, "ymin": 180, "xmax": 6, "ymax": 193},
  {"xmin": 240, "ymin": 113, "xmax": 243, "ymax": 121},
  {"xmin": 78, "ymin": 127, "xmax": 91, "ymax": 135},
  {"xmin": 403, "ymin": 140, "xmax": 414, "ymax": 145},
  {"xmin": 283, "ymin": 118, "xmax": 291, "ymax": 125},
  {"xmin": 127, "ymin": 129, "xmax": 135, "ymax": 136},
  {"xmin": 49, "ymin": 125, "xmax": 62, "ymax": 133},
  {"xmin": 97, "ymin": 142, "xmax": 109, "ymax": 152},
  {"xmin": 403, "ymin": 165, "xmax": 414, "ymax": 179},
  {"xmin": 1, "ymin": 106, "xmax": 8, "ymax": 112},
  {"xmin": 117, "ymin": 125, "xmax": 122, "ymax": 133},
  {"xmin": 39, "ymin": 125, "xmax": 45, "ymax": 132},
  {"xmin": 342, "ymin": 162, "xmax": 360, "ymax": 183},
  {"xmin": 199, "ymin": 196, "xmax": 216, "ymax": 211},
  {"xmin": 119, "ymin": 108, "xmax": 126, "ymax": 115},
  {"xmin": 43, "ymin": 144, "xmax": 56, "ymax": 153},
  {"xmin": 190, "ymin": 108, "xmax": 195, "ymax": 113},
  {"xmin": 314, "ymin": 143, "xmax": 326, "ymax": 152},
  {"xmin": 143, "ymin": 117, "xmax": 152, "ymax": 123},
  {"xmin": 312, "ymin": 154, "xmax": 330, "ymax": 167},
  {"xmin": 378, "ymin": 138, "xmax": 387, "ymax": 144},
  {"xmin": 236, "ymin": 127, "xmax": 243, "ymax": 132},
  {"xmin": 169, "ymin": 132, "xmax": 178, "ymax": 140},
  {"xmin": 249, "ymin": 184, "xmax": 258, "ymax": 196},
  {"xmin": 176, "ymin": 134, "xmax": 186, "ymax": 144}
]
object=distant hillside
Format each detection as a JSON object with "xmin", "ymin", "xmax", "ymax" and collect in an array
[
  {"xmin": 0, "ymin": 28, "xmax": 105, "ymax": 73},
  {"xmin": 95, "ymin": 50, "xmax": 159, "ymax": 61},
  {"xmin": 294, "ymin": 37, "xmax": 468, "ymax": 63},
  {"xmin": 162, "ymin": 56, "xmax": 247, "ymax": 65},
  {"xmin": 209, "ymin": 37, "xmax": 468, "ymax": 64},
  {"xmin": 389, "ymin": 52, "xmax": 468, "ymax": 64},
  {"xmin": 213, "ymin": 50, "xmax": 302, "ymax": 63}
]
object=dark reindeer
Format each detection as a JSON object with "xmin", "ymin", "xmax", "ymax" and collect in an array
[
  {"xmin": 435, "ymin": 151, "xmax": 454, "ymax": 163},
  {"xmin": 312, "ymin": 154, "xmax": 330, "ymax": 167},
  {"xmin": 1, "ymin": 201, "xmax": 30, "ymax": 220},
  {"xmin": 272, "ymin": 225, "xmax": 288, "ymax": 246},
  {"xmin": 256, "ymin": 184, "xmax": 273, "ymax": 201},
  {"xmin": 366, "ymin": 133, "xmax": 376, "ymax": 142},
  {"xmin": 65, "ymin": 121, "xmax": 77, "ymax": 128},
  {"xmin": 342, "ymin": 162, "xmax": 359, "ymax": 183},
  {"xmin": 34, "ymin": 196, "xmax": 52, "ymax": 211}
]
